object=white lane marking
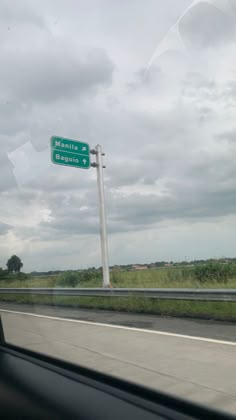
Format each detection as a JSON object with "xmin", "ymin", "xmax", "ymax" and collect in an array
[{"xmin": 0, "ymin": 308, "xmax": 236, "ymax": 346}]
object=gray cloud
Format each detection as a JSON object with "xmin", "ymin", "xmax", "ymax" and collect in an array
[
  {"xmin": 107, "ymin": 158, "xmax": 160, "ymax": 188},
  {"xmin": 0, "ymin": 0, "xmax": 45, "ymax": 27},
  {"xmin": 183, "ymin": 72, "xmax": 216, "ymax": 91},
  {"xmin": 0, "ymin": 222, "xmax": 12, "ymax": 236},
  {"xmin": 227, "ymin": 80, "xmax": 236, "ymax": 99},
  {"xmin": 228, "ymin": 0, "xmax": 236, "ymax": 17},
  {"xmin": 107, "ymin": 181, "xmax": 236, "ymax": 231},
  {"xmin": 0, "ymin": 44, "xmax": 113, "ymax": 104},
  {"xmin": 0, "ymin": 154, "xmax": 17, "ymax": 192},
  {"xmin": 179, "ymin": 2, "xmax": 236, "ymax": 50},
  {"xmin": 0, "ymin": 101, "xmax": 30, "ymax": 136},
  {"xmin": 217, "ymin": 129, "xmax": 236, "ymax": 143},
  {"xmin": 127, "ymin": 66, "xmax": 163, "ymax": 93}
]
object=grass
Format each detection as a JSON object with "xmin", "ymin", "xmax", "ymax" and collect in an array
[
  {"xmin": 1, "ymin": 267, "xmax": 236, "ymax": 289},
  {"xmin": 110, "ymin": 268, "xmax": 236, "ymax": 289},
  {"xmin": 1, "ymin": 267, "xmax": 236, "ymax": 321},
  {"xmin": 0, "ymin": 293, "xmax": 236, "ymax": 321}
]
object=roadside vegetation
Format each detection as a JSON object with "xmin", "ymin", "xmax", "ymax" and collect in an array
[
  {"xmin": 1, "ymin": 261, "xmax": 236, "ymax": 289},
  {"xmin": 1, "ymin": 258, "xmax": 236, "ymax": 321},
  {"xmin": 0, "ymin": 294, "xmax": 236, "ymax": 322}
]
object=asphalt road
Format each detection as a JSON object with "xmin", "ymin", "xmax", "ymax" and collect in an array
[{"xmin": 0, "ymin": 302, "xmax": 236, "ymax": 415}]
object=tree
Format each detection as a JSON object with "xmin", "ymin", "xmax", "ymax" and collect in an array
[{"xmin": 6, "ymin": 255, "xmax": 23, "ymax": 273}]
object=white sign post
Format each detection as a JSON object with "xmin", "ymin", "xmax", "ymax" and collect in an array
[{"xmin": 94, "ymin": 145, "xmax": 110, "ymax": 288}]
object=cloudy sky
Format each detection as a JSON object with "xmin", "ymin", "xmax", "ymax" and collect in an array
[{"xmin": 0, "ymin": 0, "xmax": 236, "ymax": 272}]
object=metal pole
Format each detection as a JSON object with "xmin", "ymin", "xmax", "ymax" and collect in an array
[{"xmin": 95, "ymin": 145, "xmax": 110, "ymax": 288}]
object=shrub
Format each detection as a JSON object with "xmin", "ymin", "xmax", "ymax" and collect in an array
[
  {"xmin": 194, "ymin": 262, "xmax": 233, "ymax": 284},
  {"xmin": 15, "ymin": 272, "xmax": 29, "ymax": 280},
  {"xmin": 57, "ymin": 272, "xmax": 79, "ymax": 287},
  {"xmin": 79, "ymin": 270, "xmax": 100, "ymax": 282},
  {"xmin": 0, "ymin": 268, "xmax": 9, "ymax": 280},
  {"xmin": 57, "ymin": 270, "xmax": 101, "ymax": 287}
]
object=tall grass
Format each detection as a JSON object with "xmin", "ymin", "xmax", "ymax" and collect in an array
[
  {"xmin": 110, "ymin": 267, "xmax": 196, "ymax": 288},
  {"xmin": 110, "ymin": 267, "xmax": 236, "ymax": 289},
  {"xmin": 1, "ymin": 267, "xmax": 236, "ymax": 289}
]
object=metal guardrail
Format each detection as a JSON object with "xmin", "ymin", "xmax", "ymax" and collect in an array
[{"xmin": 0, "ymin": 288, "xmax": 235, "ymax": 301}]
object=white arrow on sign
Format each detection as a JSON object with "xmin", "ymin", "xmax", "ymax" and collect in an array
[{"xmin": 83, "ymin": 159, "xmax": 87, "ymax": 165}]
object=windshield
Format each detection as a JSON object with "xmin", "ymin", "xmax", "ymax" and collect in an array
[{"xmin": 0, "ymin": 0, "xmax": 236, "ymax": 416}]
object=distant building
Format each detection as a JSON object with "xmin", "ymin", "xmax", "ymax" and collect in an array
[{"xmin": 132, "ymin": 265, "xmax": 148, "ymax": 270}]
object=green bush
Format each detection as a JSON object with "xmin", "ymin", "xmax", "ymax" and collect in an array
[
  {"xmin": 79, "ymin": 270, "xmax": 101, "ymax": 283},
  {"xmin": 194, "ymin": 262, "xmax": 233, "ymax": 284},
  {"xmin": 15, "ymin": 272, "xmax": 29, "ymax": 280},
  {"xmin": 57, "ymin": 269, "xmax": 101, "ymax": 287},
  {"xmin": 57, "ymin": 272, "xmax": 79, "ymax": 287},
  {"xmin": 0, "ymin": 268, "xmax": 9, "ymax": 280},
  {"xmin": 0, "ymin": 270, "xmax": 28, "ymax": 282}
]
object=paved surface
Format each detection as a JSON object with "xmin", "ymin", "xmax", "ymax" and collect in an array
[
  {"xmin": 0, "ymin": 301, "xmax": 236, "ymax": 342},
  {"xmin": 0, "ymin": 304, "xmax": 236, "ymax": 415}
]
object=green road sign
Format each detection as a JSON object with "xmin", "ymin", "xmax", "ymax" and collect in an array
[{"xmin": 50, "ymin": 136, "xmax": 90, "ymax": 169}]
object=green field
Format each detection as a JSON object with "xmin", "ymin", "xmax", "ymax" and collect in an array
[{"xmin": 0, "ymin": 266, "xmax": 236, "ymax": 321}]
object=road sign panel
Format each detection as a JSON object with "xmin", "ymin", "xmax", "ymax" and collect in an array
[
  {"xmin": 52, "ymin": 150, "xmax": 90, "ymax": 169},
  {"xmin": 51, "ymin": 136, "xmax": 90, "ymax": 169}
]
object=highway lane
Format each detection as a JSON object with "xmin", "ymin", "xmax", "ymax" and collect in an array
[
  {"xmin": 0, "ymin": 301, "xmax": 236, "ymax": 342},
  {"xmin": 0, "ymin": 305, "xmax": 236, "ymax": 415}
]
